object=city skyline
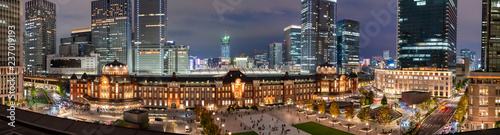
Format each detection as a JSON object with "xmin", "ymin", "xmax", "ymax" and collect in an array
[{"xmin": 50, "ymin": 0, "xmax": 481, "ymax": 59}]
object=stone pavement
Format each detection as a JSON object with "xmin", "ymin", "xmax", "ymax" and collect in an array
[{"xmin": 240, "ymin": 114, "xmax": 309, "ymax": 135}]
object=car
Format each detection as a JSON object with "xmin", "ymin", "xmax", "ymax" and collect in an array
[{"xmin": 155, "ymin": 117, "xmax": 162, "ymax": 121}]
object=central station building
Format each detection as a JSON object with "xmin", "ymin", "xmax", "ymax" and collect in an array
[{"xmin": 69, "ymin": 61, "xmax": 358, "ymax": 110}]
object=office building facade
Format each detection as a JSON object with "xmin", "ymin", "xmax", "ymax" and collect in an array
[
  {"xmin": 375, "ymin": 69, "xmax": 453, "ymax": 97},
  {"xmin": 397, "ymin": 0, "xmax": 457, "ymax": 69},
  {"xmin": 133, "ymin": 0, "xmax": 167, "ymax": 75},
  {"xmin": 269, "ymin": 42, "xmax": 283, "ymax": 69},
  {"xmin": 166, "ymin": 45, "xmax": 189, "ymax": 74},
  {"xmin": 61, "ymin": 27, "xmax": 92, "ymax": 45},
  {"xmin": 46, "ymin": 52, "xmax": 99, "ymax": 76},
  {"xmin": 253, "ymin": 50, "xmax": 268, "ymax": 69},
  {"xmin": 221, "ymin": 33, "xmax": 230, "ymax": 58},
  {"xmin": 24, "ymin": 0, "xmax": 56, "ymax": 75},
  {"xmin": 301, "ymin": 0, "xmax": 337, "ymax": 71},
  {"xmin": 284, "ymin": 25, "xmax": 301, "ymax": 65},
  {"xmin": 383, "ymin": 50, "xmax": 392, "ymax": 60},
  {"xmin": 336, "ymin": 19, "xmax": 360, "ymax": 74},
  {"xmin": 1, "ymin": 0, "xmax": 23, "ymax": 104},
  {"xmin": 91, "ymin": 0, "xmax": 132, "ymax": 73}
]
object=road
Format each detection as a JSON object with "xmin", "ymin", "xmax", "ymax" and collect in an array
[{"xmin": 416, "ymin": 98, "xmax": 458, "ymax": 135}]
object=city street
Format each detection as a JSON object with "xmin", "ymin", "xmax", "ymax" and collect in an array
[{"xmin": 416, "ymin": 98, "xmax": 459, "ymax": 135}]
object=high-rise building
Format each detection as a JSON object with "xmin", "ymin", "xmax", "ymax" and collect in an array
[
  {"xmin": 60, "ymin": 27, "xmax": 92, "ymax": 45},
  {"xmin": 397, "ymin": 0, "xmax": 457, "ymax": 69},
  {"xmin": 466, "ymin": 1, "xmax": 500, "ymax": 130},
  {"xmin": 221, "ymin": 32, "xmax": 230, "ymax": 58},
  {"xmin": 133, "ymin": 0, "xmax": 167, "ymax": 75},
  {"xmin": 269, "ymin": 42, "xmax": 283, "ymax": 69},
  {"xmin": 166, "ymin": 45, "xmax": 189, "ymax": 74},
  {"xmin": 336, "ymin": 19, "xmax": 360, "ymax": 74},
  {"xmin": 301, "ymin": 0, "xmax": 337, "ymax": 71},
  {"xmin": 92, "ymin": 0, "xmax": 132, "ymax": 73},
  {"xmin": 253, "ymin": 50, "xmax": 268, "ymax": 69},
  {"xmin": 284, "ymin": 25, "xmax": 301, "ymax": 65},
  {"xmin": 1, "ymin": 0, "xmax": 23, "ymax": 104},
  {"xmin": 59, "ymin": 44, "xmax": 95, "ymax": 57},
  {"xmin": 383, "ymin": 50, "xmax": 392, "ymax": 60},
  {"xmin": 24, "ymin": 0, "xmax": 56, "ymax": 75}
]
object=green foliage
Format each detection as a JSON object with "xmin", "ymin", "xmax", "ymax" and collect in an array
[
  {"xmin": 381, "ymin": 94, "xmax": 388, "ymax": 105},
  {"xmin": 250, "ymin": 105, "xmax": 258, "ymax": 111},
  {"xmin": 198, "ymin": 105, "xmax": 221, "ymax": 135},
  {"xmin": 495, "ymin": 121, "xmax": 500, "ymax": 128},
  {"xmin": 330, "ymin": 102, "xmax": 340, "ymax": 118},
  {"xmin": 117, "ymin": 119, "xmax": 127, "ymax": 127},
  {"xmin": 368, "ymin": 91, "xmax": 375, "ymax": 104},
  {"xmin": 359, "ymin": 96, "xmax": 366, "ymax": 106},
  {"xmin": 139, "ymin": 117, "xmax": 150, "ymax": 130},
  {"xmin": 170, "ymin": 122, "xmax": 178, "ymax": 128},
  {"xmin": 31, "ymin": 86, "xmax": 36, "ymax": 98},
  {"xmin": 357, "ymin": 107, "xmax": 372, "ymax": 122},
  {"xmin": 376, "ymin": 107, "xmax": 392, "ymax": 125},
  {"xmin": 318, "ymin": 100, "xmax": 326, "ymax": 115},
  {"xmin": 412, "ymin": 109, "xmax": 421, "ymax": 122},
  {"xmin": 344, "ymin": 104, "xmax": 355, "ymax": 119},
  {"xmin": 456, "ymin": 92, "xmax": 469, "ymax": 124},
  {"xmin": 306, "ymin": 99, "xmax": 315, "ymax": 111},
  {"xmin": 57, "ymin": 81, "xmax": 66, "ymax": 98}
]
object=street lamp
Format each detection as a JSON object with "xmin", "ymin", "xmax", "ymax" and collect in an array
[{"xmin": 222, "ymin": 124, "xmax": 225, "ymax": 135}]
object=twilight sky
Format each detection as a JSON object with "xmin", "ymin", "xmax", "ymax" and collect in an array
[{"xmin": 48, "ymin": 0, "xmax": 481, "ymax": 59}]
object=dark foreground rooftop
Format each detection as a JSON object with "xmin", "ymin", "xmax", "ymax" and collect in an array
[{"xmin": 0, "ymin": 105, "xmax": 180, "ymax": 135}]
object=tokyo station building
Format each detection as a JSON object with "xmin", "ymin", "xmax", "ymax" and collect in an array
[{"xmin": 69, "ymin": 61, "xmax": 358, "ymax": 110}]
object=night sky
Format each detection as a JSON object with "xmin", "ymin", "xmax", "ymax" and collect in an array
[{"xmin": 50, "ymin": 0, "xmax": 480, "ymax": 59}]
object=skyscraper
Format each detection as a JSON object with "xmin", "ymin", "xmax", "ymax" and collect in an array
[
  {"xmin": 92, "ymin": 0, "xmax": 132, "ymax": 73},
  {"xmin": 60, "ymin": 27, "xmax": 92, "ymax": 45},
  {"xmin": 1, "ymin": 0, "xmax": 23, "ymax": 104},
  {"xmin": 397, "ymin": 0, "xmax": 457, "ymax": 69},
  {"xmin": 269, "ymin": 42, "xmax": 283, "ymax": 69},
  {"xmin": 301, "ymin": 0, "xmax": 337, "ymax": 71},
  {"xmin": 482, "ymin": 0, "xmax": 500, "ymax": 71},
  {"xmin": 133, "ymin": 0, "xmax": 167, "ymax": 75},
  {"xmin": 166, "ymin": 45, "xmax": 189, "ymax": 74},
  {"xmin": 253, "ymin": 50, "xmax": 268, "ymax": 69},
  {"xmin": 24, "ymin": 0, "xmax": 56, "ymax": 75},
  {"xmin": 383, "ymin": 50, "xmax": 392, "ymax": 60},
  {"xmin": 221, "ymin": 32, "xmax": 230, "ymax": 58},
  {"xmin": 284, "ymin": 25, "xmax": 301, "ymax": 65},
  {"xmin": 336, "ymin": 19, "xmax": 360, "ymax": 74}
]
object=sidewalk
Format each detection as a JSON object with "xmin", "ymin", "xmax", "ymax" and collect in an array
[{"xmin": 240, "ymin": 114, "xmax": 310, "ymax": 135}]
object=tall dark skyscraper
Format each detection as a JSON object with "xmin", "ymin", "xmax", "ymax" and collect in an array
[
  {"xmin": 221, "ymin": 32, "xmax": 230, "ymax": 58},
  {"xmin": 301, "ymin": 0, "xmax": 337, "ymax": 71},
  {"xmin": 336, "ymin": 19, "xmax": 360, "ymax": 74},
  {"xmin": 482, "ymin": 0, "xmax": 500, "ymax": 71},
  {"xmin": 24, "ymin": 0, "xmax": 56, "ymax": 75},
  {"xmin": 133, "ymin": 0, "xmax": 167, "ymax": 75},
  {"xmin": 92, "ymin": 0, "xmax": 132, "ymax": 73},
  {"xmin": 397, "ymin": 0, "xmax": 457, "ymax": 69},
  {"xmin": 284, "ymin": 25, "xmax": 301, "ymax": 65},
  {"xmin": 60, "ymin": 27, "xmax": 92, "ymax": 45},
  {"xmin": 269, "ymin": 42, "xmax": 283, "ymax": 69},
  {"xmin": 1, "ymin": 0, "xmax": 23, "ymax": 104}
]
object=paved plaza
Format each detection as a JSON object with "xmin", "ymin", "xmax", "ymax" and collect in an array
[{"xmin": 240, "ymin": 114, "xmax": 309, "ymax": 135}]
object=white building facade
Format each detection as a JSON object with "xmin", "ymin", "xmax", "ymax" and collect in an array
[{"xmin": 375, "ymin": 69, "xmax": 453, "ymax": 97}]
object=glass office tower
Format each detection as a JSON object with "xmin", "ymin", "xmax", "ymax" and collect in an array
[
  {"xmin": 1, "ymin": 0, "xmax": 23, "ymax": 104},
  {"xmin": 397, "ymin": 0, "xmax": 457, "ymax": 69},
  {"xmin": 284, "ymin": 25, "xmax": 301, "ymax": 65},
  {"xmin": 301, "ymin": 0, "xmax": 337, "ymax": 71},
  {"xmin": 221, "ymin": 33, "xmax": 230, "ymax": 58},
  {"xmin": 24, "ymin": 0, "xmax": 56, "ymax": 75},
  {"xmin": 133, "ymin": 0, "xmax": 167, "ymax": 75},
  {"xmin": 482, "ymin": 0, "xmax": 500, "ymax": 72},
  {"xmin": 269, "ymin": 42, "xmax": 283, "ymax": 69},
  {"xmin": 91, "ymin": 0, "xmax": 132, "ymax": 73},
  {"xmin": 336, "ymin": 19, "xmax": 360, "ymax": 74}
]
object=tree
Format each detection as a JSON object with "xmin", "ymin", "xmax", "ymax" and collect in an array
[
  {"xmin": 344, "ymin": 104, "xmax": 355, "ymax": 119},
  {"xmin": 359, "ymin": 96, "xmax": 366, "ymax": 106},
  {"xmin": 139, "ymin": 117, "xmax": 150, "ymax": 130},
  {"xmin": 194, "ymin": 105, "xmax": 204, "ymax": 121},
  {"xmin": 117, "ymin": 119, "xmax": 127, "ymax": 127},
  {"xmin": 57, "ymin": 81, "xmax": 66, "ymax": 98},
  {"xmin": 318, "ymin": 100, "xmax": 326, "ymax": 115},
  {"xmin": 360, "ymin": 87, "xmax": 367, "ymax": 95},
  {"xmin": 170, "ymin": 122, "xmax": 178, "ymax": 129},
  {"xmin": 376, "ymin": 107, "xmax": 392, "ymax": 126},
  {"xmin": 413, "ymin": 109, "xmax": 421, "ymax": 122},
  {"xmin": 204, "ymin": 122, "xmax": 221, "ymax": 135},
  {"xmin": 381, "ymin": 94, "xmax": 388, "ymax": 105},
  {"xmin": 31, "ymin": 86, "xmax": 36, "ymax": 99},
  {"xmin": 368, "ymin": 91, "xmax": 375, "ymax": 104},
  {"xmin": 306, "ymin": 99, "xmax": 315, "ymax": 111},
  {"xmin": 495, "ymin": 121, "xmax": 500, "ymax": 128},
  {"xmin": 330, "ymin": 102, "xmax": 340, "ymax": 118},
  {"xmin": 357, "ymin": 107, "xmax": 372, "ymax": 122}
]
